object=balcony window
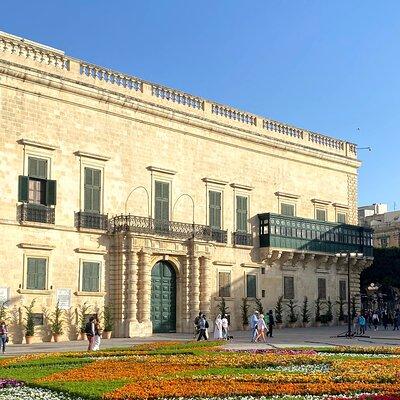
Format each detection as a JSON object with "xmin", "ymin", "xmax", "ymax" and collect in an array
[
  {"xmin": 283, "ymin": 276, "xmax": 294, "ymax": 300},
  {"xmin": 236, "ymin": 196, "xmax": 248, "ymax": 232},
  {"xmin": 281, "ymin": 203, "xmax": 295, "ymax": 216},
  {"xmin": 84, "ymin": 167, "xmax": 101, "ymax": 213},
  {"xmin": 82, "ymin": 262, "xmax": 100, "ymax": 292},
  {"xmin": 26, "ymin": 257, "xmax": 46, "ymax": 290},
  {"xmin": 337, "ymin": 212, "xmax": 346, "ymax": 223},
  {"xmin": 317, "ymin": 278, "xmax": 327, "ymax": 300},
  {"xmin": 218, "ymin": 272, "xmax": 231, "ymax": 297},
  {"xmin": 209, "ymin": 190, "xmax": 222, "ymax": 229},
  {"xmin": 316, "ymin": 209, "xmax": 327, "ymax": 221},
  {"xmin": 246, "ymin": 274, "xmax": 257, "ymax": 298}
]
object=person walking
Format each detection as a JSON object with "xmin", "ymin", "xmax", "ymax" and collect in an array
[
  {"xmin": 255, "ymin": 314, "xmax": 268, "ymax": 343},
  {"xmin": 85, "ymin": 316, "xmax": 96, "ymax": 351},
  {"xmin": 221, "ymin": 314, "xmax": 229, "ymax": 340},
  {"xmin": 213, "ymin": 314, "xmax": 223, "ymax": 339},
  {"xmin": 249, "ymin": 311, "xmax": 259, "ymax": 342},
  {"xmin": 359, "ymin": 314, "xmax": 366, "ymax": 335},
  {"xmin": 0, "ymin": 321, "xmax": 8, "ymax": 354},
  {"xmin": 353, "ymin": 313, "xmax": 359, "ymax": 335},
  {"xmin": 193, "ymin": 312, "xmax": 202, "ymax": 339},
  {"xmin": 197, "ymin": 314, "xmax": 208, "ymax": 341},
  {"xmin": 382, "ymin": 311, "xmax": 389, "ymax": 330},
  {"xmin": 92, "ymin": 318, "xmax": 102, "ymax": 351},
  {"xmin": 372, "ymin": 311, "xmax": 379, "ymax": 331},
  {"xmin": 267, "ymin": 310, "xmax": 274, "ymax": 338}
]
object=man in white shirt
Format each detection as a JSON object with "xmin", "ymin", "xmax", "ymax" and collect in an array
[{"xmin": 221, "ymin": 314, "xmax": 229, "ymax": 340}]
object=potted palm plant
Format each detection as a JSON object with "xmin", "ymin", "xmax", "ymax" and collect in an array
[
  {"xmin": 240, "ymin": 297, "xmax": 250, "ymax": 330},
  {"xmin": 50, "ymin": 301, "xmax": 64, "ymax": 342},
  {"xmin": 325, "ymin": 297, "xmax": 334, "ymax": 326},
  {"xmin": 287, "ymin": 299, "xmax": 298, "ymax": 328},
  {"xmin": 77, "ymin": 302, "xmax": 91, "ymax": 340},
  {"xmin": 315, "ymin": 298, "xmax": 322, "ymax": 327},
  {"xmin": 275, "ymin": 296, "xmax": 284, "ymax": 329},
  {"xmin": 102, "ymin": 305, "xmax": 113, "ymax": 339},
  {"xmin": 24, "ymin": 299, "xmax": 35, "ymax": 344},
  {"xmin": 301, "ymin": 296, "xmax": 311, "ymax": 327}
]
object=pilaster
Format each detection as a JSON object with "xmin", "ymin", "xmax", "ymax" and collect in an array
[{"xmin": 199, "ymin": 256, "xmax": 212, "ymax": 320}]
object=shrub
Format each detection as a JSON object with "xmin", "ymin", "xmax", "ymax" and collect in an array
[
  {"xmin": 78, "ymin": 302, "xmax": 91, "ymax": 334},
  {"xmin": 103, "ymin": 305, "xmax": 114, "ymax": 332},
  {"xmin": 254, "ymin": 298, "xmax": 264, "ymax": 314},
  {"xmin": 324, "ymin": 297, "xmax": 333, "ymax": 322},
  {"xmin": 275, "ymin": 296, "xmax": 283, "ymax": 324},
  {"xmin": 217, "ymin": 297, "xmax": 229, "ymax": 317},
  {"xmin": 286, "ymin": 299, "xmax": 298, "ymax": 323},
  {"xmin": 240, "ymin": 298, "xmax": 250, "ymax": 326},
  {"xmin": 301, "ymin": 296, "xmax": 310, "ymax": 323},
  {"xmin": 337, "ymin": 298, "xmax": 345, "ymax": 321},
  {"xmin": 24, "ymin": 299, "xmax": 36, "ymax": 337},
  {"xmin": 50, "ymin": 301, "xmax": 64, "ymax": 335}
]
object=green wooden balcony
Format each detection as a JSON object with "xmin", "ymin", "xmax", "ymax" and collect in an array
[{"xmin": 258, "ymin": 213, "xmax": 373, "ymax": 257}]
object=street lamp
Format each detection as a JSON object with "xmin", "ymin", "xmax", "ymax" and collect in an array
[
  {"xmin": 172, "ymin": 193, "xmax": 195, "ymax": 237},
  {"xmin": 335, "ymin": 252, "xmax": 363, "ymax": 338}
]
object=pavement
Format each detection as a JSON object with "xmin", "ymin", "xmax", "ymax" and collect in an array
[{"xmin": 2, "ymin": 325, "xmax": 400, "ymax": 356}]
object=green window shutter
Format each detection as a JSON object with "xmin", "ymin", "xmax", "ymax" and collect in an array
[
  {"xmin": 316, "ymin": 209, "xmax": 326, "ymax": 221},
  {"xmin": 281, "ymin": 203, "xmax": 295, "ymax": 216},
  {"xmin": 284, "ymin": 276, "xmax": 294, "ymax": 299},
  {"xmin": 317, "ymin": 278, "xmax": 326, "ymax": 299},
  {"xmin": 337, "ymin": 213, "xmax": 346, "ymax": 223},
  {"xmin": 246, "ymin": 275, "xmax": 256, "ymax": 298},
  {"xmin": 18, "ymin": 176, "xmax": 29, "ymax": 202},
  {"xmin": 218, "ymin": 272, "xmax": 231, "ymax": 297},
  {"xmin": 155, "ymin": 181, "xmax": 169, "ymax": 221},
  {"xmin": 236, "ymin": 196, "xmax": 248, "ymax": 232},
  {"xmin": 45, "ymin": 180, "xmax": 57, "ymax": 206},
  {"xmin": 84, "ymin": 168, "xmax": 101, "ymax": 212},
  {"xmin": 82, "ymin": 262, "xmax": 100, "ymax": 292},
  {"xmin": 209, "ymin": 191, "xmax": 221, "ymax": 229},
  {"xmin": 27, "ymin": 258, "xmax": 46, "ymax": 290}
]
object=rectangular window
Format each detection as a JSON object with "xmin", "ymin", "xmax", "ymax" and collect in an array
[
  {"xmin": 154, "ymin": 181, "xmax": 169, "ymax": 221},
  {"xmin": 27, "ymin": 157, "xmax": 48, "ymax": 205},
  {"xmin": 209, "ymin": 191, "xmax": 222, "ymax": 229},
  {"xmin": 318, "ymin": 277, "xmax": 327, "ymax": 300},
  {"xmin": 236, "ymin": 196, "xmax": 248, "ymax": 232},
  {"xmin": 380, "ymin": 236, "xmax": 389, "ymax": 248},
  {"xmin": 316, "ymin": 209, "xmax": 327, "ymax": 221},
  {"xmin": 84, "ymin": 168, "xmax": 101, "ymax": 213},
  {"xmin": 281, "ymin": 203, "xmax": 295, "ymax": 216},
  {"xmin": 246, "ymin": 274, "xmax": 257, "ymax": 298},
  {"xmin": 283, "ymin": 276, "xmax": 294, "ymax": 300},
  {"xmin": 337, "ymin": 212, "xmax": 346, "ymax": 223},
  {"xmin": 82, "ymin": 262, "xmax": 100, "ymax": 292},
  {"xmin": 32, "ymin": 313, "xmax": 44, "ymax": 326},
  {"xmin": 261, "ymin": 289, "xmax": 266, "ymax": 298},
  {"xmin": 26, "ymin": 258, "xmax": 46, "ymax": 290},
  {"xmin": 218, "ymin": 272, "xmax": 231, "ymax": 297},
  {"xmin": 339, "ymin": 280, "xmax": 347, "ymax": 301}
]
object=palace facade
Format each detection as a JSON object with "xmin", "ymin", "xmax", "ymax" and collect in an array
[{"xmin": 0, "ymin": 31, "xmax": 373, "ymax": 342}]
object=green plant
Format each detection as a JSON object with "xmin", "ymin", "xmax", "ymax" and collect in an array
[
  {"xmin": 254, "ymin": 298, "xmax": 264, "ymax": 314},
  {"xmin": 301, "ymin": 296, "xmax": 310, "ymax": 323},
  {"xmin": 240, "ymin": 298, "xmax": 250, "ymax": 326},
  {"xmin": 24, "ymin": 299, "xmax": 36, "ymax": 337},
  {"xmin": 78, "ymin": 302, "xmax": 91, "ymax": 334},
  {"xmin": 103, "ymin": 305, "xmax": 114, "ymax": 332},
  {"xmin": 286, "ymin": 299, "xmax": 298, "ymax": 323},
  {"xmin": 324, "ymin": 297, "xmax": 333, "ymax": 322},
  {"xmin": 337, "ymin": 298, "xmax": 345, "ymax": 321},
  {"xmin": 217, "ymin": 297, "xmax": 229, "ymax": 317},
  {"xmin": 275, "ymin": 296, "xmax": 283, "ymax": 324},
  {"xmin": 50, "ymin": 301, "xmax": 64, "ymax": 335},
  {"xmin": 0, "ymin": 301, "xmax": 8, "ymax": 322},
  {"xmin": 315, "ymin": 298, "xmax": 321, "ymax": 322}
]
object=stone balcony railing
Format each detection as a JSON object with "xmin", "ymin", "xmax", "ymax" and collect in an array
[{"xmin": 0, "ymin": 31, "xmax": 358, "ymax": 159}]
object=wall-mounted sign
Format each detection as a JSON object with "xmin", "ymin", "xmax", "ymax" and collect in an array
[{"xmin": 56, "ymin": 288, "xmax": 71, "ymax": 310}]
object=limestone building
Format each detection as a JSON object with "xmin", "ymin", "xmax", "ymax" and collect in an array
[{"xmin": 0, "ymin": 31, "xmax": 373, "ymax": 342}]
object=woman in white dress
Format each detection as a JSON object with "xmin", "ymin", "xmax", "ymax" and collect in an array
[{"xmin": 214, "ymin": 314, "xmax": 223, "ymax": 339}]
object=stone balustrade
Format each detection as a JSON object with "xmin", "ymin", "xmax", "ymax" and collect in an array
[
  {"xmin": 0, "ymin": 35, "xmax": 69, "ymax": 70},
  {"xmin": 0, "ymin": 31, "xmax": 358, "ymax": 159},
  {"xmin": 212, "ymin": 104, "xmax": 257, "ymax": 125},
  {"xmin": 80, "ymin": 62, "xmax": 142, "ymax": 91},
  {"xmin": 151, "ymin": 85, "xmax": 203, "ymax": 109}
]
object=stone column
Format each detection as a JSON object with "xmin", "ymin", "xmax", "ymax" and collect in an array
[
  {"xmin": 181, "ymin": 255, "xmax": 190, "ymax": 331},
  {"xmin": 138, "ymin": 250, "xmax": 152, "ymax": 324},
  {"xmin": 189, "ymin": 247, "xmax": 200, "ymax": 322},
  {"xmin": 199, "ymin": 256, "xmax": 212, "ymax": 320},
  {"xmin": 125, "ymin": 245, "xmax": 139, "ymax": 337}
]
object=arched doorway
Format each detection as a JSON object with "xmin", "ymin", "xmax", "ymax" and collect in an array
[{"xmin": 151, "ymin": 261, "xmax": 176, "ymax": 333}]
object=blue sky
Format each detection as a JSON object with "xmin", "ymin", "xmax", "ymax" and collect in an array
[{"xmin": 1, "ymin": 1, "xmax": 398, "ymax": 208}]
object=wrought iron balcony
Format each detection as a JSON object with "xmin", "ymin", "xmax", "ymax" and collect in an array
[
  {"xmin": 233, "ymin": 231, "xmax": 253, "ymax": 246},
  {"xmin": 211, "ymin": 228, "xmax": 228, "ymax": 244},
  {"xmin": 109, "ymin": 214, "xmax": 228, "ymax": 243},
  {"xmin": 258, "ymin": 213, "xmax": 373, "ymax": 257},
  {"xmin": 75, "ymin": 211, "xmax": 108, "ymax": 230},
  {"xmin": 18, "ymin": 203, "xmax": 55, "ymax": 224}
]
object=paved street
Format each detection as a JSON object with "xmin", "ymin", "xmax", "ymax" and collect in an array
[{"xmin": 2, "ymin": 325, "xmax": 400, "ymax": 356}]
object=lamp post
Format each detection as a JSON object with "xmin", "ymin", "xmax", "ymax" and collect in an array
[
  {"xmin": 172, "ymin": 193, "xmax": 195, "ymax": 237},
  {"xmin": 335, "ymin": 251, "xmax": 363, "ymax": 338}
]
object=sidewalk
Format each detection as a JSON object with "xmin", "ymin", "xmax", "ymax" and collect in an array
[{"xmin": 2, "ymin": 326, "xmax": 400, "ymax": 356}]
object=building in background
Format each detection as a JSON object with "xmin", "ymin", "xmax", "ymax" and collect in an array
[
  {"xmin": 0, "ymin": 31, "xmax": 373, "ymax": 342},
  {"xmin": 359, "ymin": 203, "xmax": 400, "ymax": 248}
]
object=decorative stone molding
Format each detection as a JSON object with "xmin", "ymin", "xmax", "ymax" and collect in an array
[
  {"xmin": 17, "ymin": 138, "xmax": 59, "ymax": 151},
  {"xmin": 146, "ymin": 166, "xmax": 177, "ymax": 175},
  {"xmin": 17, "ymin": 289, "xmax": 52, "ymax": 295},
  {"xmin": 347, "ymin": 174, "xmax": 358, "ymax": 224},
  {"xmin": 74, "ymin": 151, "xmax": 110, "ymax": 162},
  {"xmin": 18, "ymin": 243, "xmax": 55, "ymax": 251},
  {"xmin": 202, "ymin": 177, "xmax": 229, "ymax": 186},
  {"xmin": 74, "ymin": 248, "xmax": 106, "ymax": 255},
  {"xmin": 311, "ymin": 198, "xmax": 331, "ymax": 205},
  {"xmin": 74, "ymin": 291, "xmax": 106, "ymax": 297},
  {"xmin": 332, "ymin": 203, "xmax": 349, "ymax": 209},
  {"xmin": 274, "ymin": 191, "xmax": 300, "ymax": 199},
  {"xmin": 230, "ymin": 183, "xmax": 254, "ymax": 191}
]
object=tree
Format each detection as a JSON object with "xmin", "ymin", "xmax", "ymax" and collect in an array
[
  {"xmin": 50, "ymin": 301, "xmax": 64, "ymax": 335},
  {"xmin": 315, "ymin": 298, "xmax": 322, "ymax": 323},
  {"xmin": 103, "ymin": 305, "xmax": 114, "ymax": 332},
  {"xmin": 337, "ymin": 298, "xmax": 345, "ymax": 321},
  {"xmin": 240, "ymin": 298, "xmax": 250, "ymax": 326},
  {"xmin": 254, "ymin": 298, "xmax": 264, "ymax": 314},
  {"xmin": 217, "ymin": 297, "xmax": 229, "ymax": 317},
  {"xmin": 78, "ymin": 302, "xmax": 91, "ymax": 334},
  {"xmin": 275, "ymin": 296, "xmax": 283, "ymax": 324},
  {"xmin": 286, "ymin": 299, "xmax": 298, "ymax": 323},
  {"xmin": 24, "ymin": 299, "xmax": 36, "ymax": 337},
  {"xmin": 325, "ymin": 297, "xmax": 333, "ymax": 322},
  {"xmin": 301, "ymin": 296, "xmax": 310, "ymax": 323}
]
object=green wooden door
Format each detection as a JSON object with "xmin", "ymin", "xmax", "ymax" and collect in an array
[{"xmin": 151, "ymin": 261, "xmax": 176, "ymax": 333}]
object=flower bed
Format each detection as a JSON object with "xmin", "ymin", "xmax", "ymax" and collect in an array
[{"xmin": 1, "ymin": 342, "xmax": 400, "ymax": 399}]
